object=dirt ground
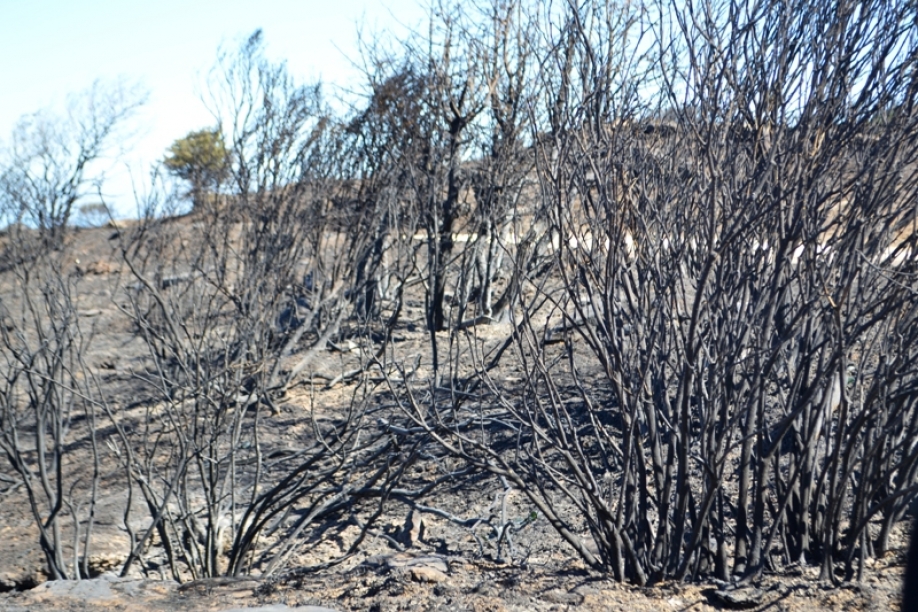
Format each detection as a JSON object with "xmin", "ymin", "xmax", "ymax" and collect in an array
[
  {"xmin": 0, "ymin": 554, "xmax": 907, "ymax": 611},
  {"xmin": 0, "ymin": 223, "xmax": 912, "ymax": 611}
]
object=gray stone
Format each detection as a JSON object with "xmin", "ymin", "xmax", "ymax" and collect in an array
[
  {"xmin": 29, "ymin": 578, "xmax": 116, "ymax": 601},
  {"xmin": 711, "ymin": 587, "xmax": 766, "ymax": 609},
  {"xmin": 218, "ymin": 607, "xmax": 339, "ymax": 612},
  {"xmin": 23, "ymin": 574, "xmax": 179, "ymax": 605},
  {"xmin": 111, "ymin": 577, "xmax": 178, "ymax": 599},
  {"xmin": 408, "ymin": 566, "xmax": 448, "ymax": 583},
  {"xmin": 383, "ymin": 553, "xmax": 448, "ymax": 574},
  {"xmin": 543, "ymin": 589, "xmax": 584, "ymax": 605}
]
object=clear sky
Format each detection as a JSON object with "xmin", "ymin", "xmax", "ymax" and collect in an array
[{"xmin": 0, "ymin": 0, "xmax": 428, "ymax": 216}]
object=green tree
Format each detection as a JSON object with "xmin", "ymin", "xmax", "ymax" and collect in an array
[{"xmin": 163, "ymin": 127, "xmax": 228, "ymax": 209}]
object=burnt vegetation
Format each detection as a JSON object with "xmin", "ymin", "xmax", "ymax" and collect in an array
[{"xmin": 1, "ymin": 0, "xmax": 918, "ymax": 590}]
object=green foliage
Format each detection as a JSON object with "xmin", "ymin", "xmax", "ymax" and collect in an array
[{"xmin": 163, "ymin": 127, "xmax": 229, "ymax": 201}]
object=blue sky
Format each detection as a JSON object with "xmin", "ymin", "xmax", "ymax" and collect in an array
[{"xmin": 0, "ymin": 0, "xmax": 428, "ymax": 216}]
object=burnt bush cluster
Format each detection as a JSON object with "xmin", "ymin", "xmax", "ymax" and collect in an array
[{"xmin": 1, "ymin": 0, "xmax": 917, "ymax": 587}]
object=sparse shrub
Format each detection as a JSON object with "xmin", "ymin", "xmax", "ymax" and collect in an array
[{"xmin": 73, "ymin": 202, "xmax": 111, "ymax": 228}]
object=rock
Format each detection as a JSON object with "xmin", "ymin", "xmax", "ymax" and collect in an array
[
  {"xmin": 27, "ymin": 578, "xmax": 117, "ymax": 602},
  {"xmin": 409, "ymin": 566, "xmax": 447, "ymax": 583},
  {"xmin": 6, "ymin": 575, "xmax": 345, "ymax": 612},
  {"xmin": 21, "ymin": 575, "xmax": 178, "ymax": 607},
  {"xmin": 177, "ymin": 576, "xmax": 261, "ymax": 595},
  {"xmin": 109, "ymin": 576, "xmax": 176, "ymax": 600},
  {"xmin": 218, "ymin": 607, "xmax": 340, "ymax": 612},
  {"xmin": 711, "ymin": 586, "xmax": 766, "ymax": 608},
  {"xmin": 85, "ymin": 552, "xmax": 126, "ymax": 575},
  {"xmin": 364, "ymin": 552, "xmax": 449, "ymax": 575},
  {"xmin": 363, "ymin": 553, "xmax": 450, "ymax": 584},
  {"xmin": 385, "ymin": 554, "xmax": 448, "ymax": 574},
  {"xmin": 543, "ymin": 589, "xmax": 584, "ymax": 605}
]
